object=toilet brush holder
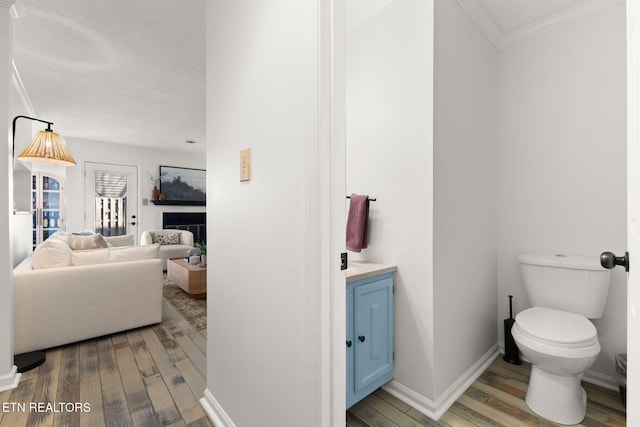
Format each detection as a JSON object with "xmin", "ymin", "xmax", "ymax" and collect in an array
[{"xmin": 503, "ymin": 295, "xmax": 522, "ymax": 365}]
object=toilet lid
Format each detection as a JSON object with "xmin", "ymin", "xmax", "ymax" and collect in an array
[{"xmin": 515, "ymin": 307, "xmax": 597, "ymax": 346}]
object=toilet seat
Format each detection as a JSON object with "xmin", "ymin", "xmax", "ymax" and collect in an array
[
  {"xmin": 513, "ymin": 307, "xmax": 600, "ymax": 358},
  {"xmin": 516, "ymin": 307, "xmax": 597, "ymax": 346}
]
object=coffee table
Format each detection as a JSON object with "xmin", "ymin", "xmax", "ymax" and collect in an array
[{"xmin": 167, "ymin": 257, "xmax": 207, "ymax": 296}]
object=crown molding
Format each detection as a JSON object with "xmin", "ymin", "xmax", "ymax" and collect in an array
[
  {"xmin": 10, "ymin": 0, "xmax": 24, "ymax": 18},
  {"xmin": 455, "ymin": 0, "xmax": 503, "ymax": 47},
  {"xmin": 0, "ymin": 0, "xmax": 15, "ymax": 9},
  {"xmin": 457, "ymin": 0, "xmax": 624, "ymax": 50},
  {"xmin": 11, "ymin": 61, "xmax": 37, "ymax": 117},
  {"xmin": 500, "ymin": 0, "xmax": 625, "ymax": 49}
]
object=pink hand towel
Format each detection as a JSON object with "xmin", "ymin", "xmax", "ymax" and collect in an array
[{"xmin": 346, "ymin": 194, "xmax": 369, "ymax": 252}]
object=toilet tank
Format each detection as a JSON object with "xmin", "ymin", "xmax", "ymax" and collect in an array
[{"xmin": 519, "ymin": 254, "xmax": 611, "ymax": 319}]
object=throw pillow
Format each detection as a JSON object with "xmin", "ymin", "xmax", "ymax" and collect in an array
[
  {"xmin": 32, "ymin": 238, "xmax": 72, "ymax": 269},
  {"xmin": 49, "ymin": 230, "xmax": 70, "ymax": 243},
  {"xmin": 72, "ymin": 230, "xmax": 96, "ymax": 236},
  {"xmin": 68, "ymin": 233, "xmax": 109, "ymax": 250},
  {"xmin": 150, "ymin": 232, "xmax": 180, "ymax": 245}
]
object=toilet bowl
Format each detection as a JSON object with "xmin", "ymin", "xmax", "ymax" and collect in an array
[
  {"xmin": 514, "ymin": 254, "xmax": 610, "ymax": 425},
  {"xmin": 512, "ymin": 307, "xmax": 600, "ymax": 425}
]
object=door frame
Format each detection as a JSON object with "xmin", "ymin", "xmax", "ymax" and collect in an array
[
  {"xmin": 626, "ymin": 1, "xmax": 639, "ymax": 424},
  {"xmin": 326, "ymin": 0, "xmax": 347, "ymax": 424}
]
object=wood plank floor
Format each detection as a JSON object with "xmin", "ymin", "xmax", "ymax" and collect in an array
[
  {"xmin": 0, "ymin": 299, "xmax": 627, "ymax": 427},
  {"xmin": 0, "ymin": 300, "xmax": 213, "ymax": 427},
  {"xmin": 348, "ymin": 357, "xmax": 627, "ymax": 427}
]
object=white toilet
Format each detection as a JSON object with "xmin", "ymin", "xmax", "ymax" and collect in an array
[{"xmin": 511, "ymin": 253, "xmax": 611, "ymax": 425}]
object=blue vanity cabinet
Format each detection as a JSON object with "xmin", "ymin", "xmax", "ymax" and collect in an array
[{"xmin": 346, "ymin": 272, "xmax": 394, "ymax": 408}]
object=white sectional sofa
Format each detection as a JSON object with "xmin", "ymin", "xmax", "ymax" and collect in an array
[
  {"xmin": 13, "ymin": 234, "xmax": 163, "ymax": 355},
  {"xmin": 140, "ymin": 229, "xmax": 194, "ymax": 270}
]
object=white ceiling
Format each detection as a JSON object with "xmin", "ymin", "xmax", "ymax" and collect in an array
[
  {"xmin": 11, "ymin": 0, "xmax": 619, "ymax": 153},
  {"xmin": 349, "ymin": 0, "xmax": 622, "ymax": 48},
  {"xmin": 477, "ymin": 0, "xmax": 589, "ymax": 34},
  {"xmin": 11, "ymin": 0, "xmax": 206, "ymax": 152}
]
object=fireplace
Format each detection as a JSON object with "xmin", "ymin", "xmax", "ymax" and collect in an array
[{"xmin": 162, "ymin": 212, "xmax": 206, "ymax": 243}]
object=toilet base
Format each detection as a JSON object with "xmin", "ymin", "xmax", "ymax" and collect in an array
[{"xmin": 525, "ymin": 366, "xmax": 587, "ymax": 425}]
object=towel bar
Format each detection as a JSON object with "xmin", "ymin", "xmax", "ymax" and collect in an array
[{"xmin": 346, "ymin": 196, "xmax": 376, "ymax": 201}]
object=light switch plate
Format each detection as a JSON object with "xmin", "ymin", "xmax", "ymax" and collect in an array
[{"xmin": 240, "ymin": 148, "xmax": 251, "ymax": 181}]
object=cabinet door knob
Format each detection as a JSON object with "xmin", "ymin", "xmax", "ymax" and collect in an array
[
  {"xmin": 346, "ymin": 340, "xmax": 352, "ymax": 348},
  {"xmin": 358, "ymin": 335, "xmax": 366, "ymax": 343}
]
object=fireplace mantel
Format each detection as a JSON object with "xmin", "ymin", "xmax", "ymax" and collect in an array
[{"xmin": 151, "ymin": 200, "xmax": 205, "ymax": 206}]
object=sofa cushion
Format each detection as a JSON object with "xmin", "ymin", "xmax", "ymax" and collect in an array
[
  {"xmin": 32, "ymin": 238, "xmax": 72, "ymax": 269},
  {"xmin": 71, "ymin": 248, "xmax": 110, "ymax": 265},
  {"xmin": 68, "ymin": 233, "xmax": 109, "ymax": 251},
  {"xmin": 72, "ymin": 244, "xmax": 160, "ymax": 266},
  {"xmin": 150, "ymin": 231, "xmax": 180, "ymax": 245},
  {"xmin": 108, "ymin": 244, "xmax": 160, "ymax": 263},
  {"xmin": 104, "ymin": 234, "xmax": 135, "ymax": 247}
]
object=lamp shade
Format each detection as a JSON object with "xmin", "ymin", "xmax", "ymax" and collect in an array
[{"xmin": 17, "ymin": 129, "xmax": 76, "ymax": 167}]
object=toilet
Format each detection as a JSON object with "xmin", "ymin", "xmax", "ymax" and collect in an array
[{"xmin": 511, "ymin": 253, "xmax": 611, "ymax": 425}]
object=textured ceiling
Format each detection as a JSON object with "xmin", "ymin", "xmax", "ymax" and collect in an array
[{"xmin": 12, "ymin": 0, "xmax": 206, "ymax": 152}]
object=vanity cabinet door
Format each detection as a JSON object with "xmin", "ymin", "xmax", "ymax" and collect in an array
[
  {"xmin": 346, "ymin": 273, "xmax": 394, "ymax": 408},
  {"xmin": 354, "ymin": 276, "xmax": 394, "ymax": 393}
]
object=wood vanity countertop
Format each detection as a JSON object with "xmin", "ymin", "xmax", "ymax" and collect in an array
[{"xmin": 345, "ymin": 261, "xmax": 397, "ymax": 283}]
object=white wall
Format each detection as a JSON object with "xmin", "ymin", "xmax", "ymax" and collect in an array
[
  {"xmin": 497, "ymin": 5, "xmax": 627, "ymax": 384},
  {"xmin": 346, "ymin": 0, "xmax": 436, "ymax": 401},
  {"xmin": 347, "ymin": 0, "xmax": 498, "ymax": 410},
  {"xmin": 12, "ymin": 168, "xmax": 30, "ymax": 212},
  {"xmin": 62, "ymin": 137, "xmax": 205, "ymax": 239},
  {"xmin": 432, "ymin": 0, "xmax": 498, "ymax": 397},
  {"xmin": 10, "ymin": 57, "xmax": 35, "ymax": 266},
  {"xmin": 204, "ymin": 1, "xmax": 327, "ymax": 425},
  {"xmin": 11, "ymin": 104, "xmax": 34, "ymax": 213},
  {"xmin": 0, "ymin": 0, "xmax": 20, "ymax": 392}
]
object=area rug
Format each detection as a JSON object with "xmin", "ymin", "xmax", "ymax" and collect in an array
[{"xmin": 163, "ymin": 275, "xmax": 207, "ymax": 330}]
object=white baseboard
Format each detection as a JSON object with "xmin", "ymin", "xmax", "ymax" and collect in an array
[
  {"xmin": 0, "ymin": 365, "xmax": 21, "ymax": 393},
  {"xmin": 200, "ymin": 388, "xmax": 236, "ymax": 427},
  {"xmin": 383, "ymin": 344, "xmax": 500, "ymax": 421},
  {"xmin": 583, "ymin": 369, "xmax": 619, "ymax": 391},
  {"xmin": 198, "ymin": 345, "xmax": 616, "ymax": 427}
]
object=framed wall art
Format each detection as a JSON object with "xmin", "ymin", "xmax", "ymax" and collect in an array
[{"xmin": 156, "ymin": 165, "xmax": 206, "ymax": 206}]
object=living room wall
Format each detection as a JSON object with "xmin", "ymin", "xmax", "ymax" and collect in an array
[{"xmin": 62, "ymin": 137, "xmax": 206, "ymax": 242}]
